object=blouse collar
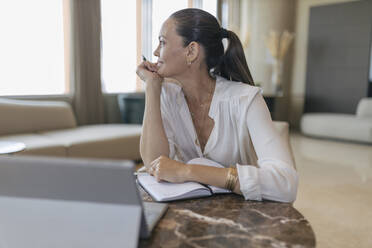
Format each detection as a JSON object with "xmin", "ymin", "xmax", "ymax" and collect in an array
[{"xmin": 175, "ymin": 75, "xmax": 226, "ymax": 118}]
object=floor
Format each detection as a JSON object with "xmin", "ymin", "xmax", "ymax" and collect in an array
[{"xmin": 290, "ymin": 132, "xmax": 372, "ymax": 248}]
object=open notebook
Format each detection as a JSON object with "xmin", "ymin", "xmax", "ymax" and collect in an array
[{"xmin": 137, "ymin": 157, "xmax": 232, "ymax": 202}]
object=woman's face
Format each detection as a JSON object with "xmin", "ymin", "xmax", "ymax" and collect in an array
[{"xmin": 153, "ymin": 18, "xmax": 188, "ymax": 78}]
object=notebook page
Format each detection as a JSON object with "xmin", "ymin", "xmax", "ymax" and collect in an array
[
  {"xmin": 187, "ymin": 158, "xmax": 231, "ymax": 194},
  {"xmin": 137, "ymin": 174, "xmax": 211, "ymax": 202}
]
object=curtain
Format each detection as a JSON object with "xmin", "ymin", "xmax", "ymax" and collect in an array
[
  {"xmin": 227, "ymin": 0, "xmax": 240, "ymax": 31},
  {"xmin": 68, "ymin": 0, "xmax": 104, "ymax": 125}
]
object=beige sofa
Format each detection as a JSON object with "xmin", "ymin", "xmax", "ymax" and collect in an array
[
  {"xmin": 0, "ymin": 98, "xmax": 295, "ymax": 163},
  {"xmin": 0, "ymin": 98, "xmax": 142, "ymax": 160}
]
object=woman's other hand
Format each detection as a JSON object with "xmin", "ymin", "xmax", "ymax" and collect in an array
[
  {"xmin": 136, "ymin": 61, "xmax": 163, "ymax": 88},
  {"xmin": 147, "ymin": 155, "xmax": 190, "ymax": 183}
]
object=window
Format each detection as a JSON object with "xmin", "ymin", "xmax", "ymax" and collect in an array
[
  {"xmin": 101, "ymin": 0, "xmax": 218, "ymax": 93},
  {"xmin": 0, "ymin": 0, "xmax": 66, "ymax": 96},
  {"xmin": 203, "ymin": 0, "xmax": 218, "ymax": 17},
  {"xmin": 101, "ymin": 0, "xmax": 137, "ymax": 93},
  {"xmin": 151, "ymin": 0, "xmax": 188, "ymax": 62}
]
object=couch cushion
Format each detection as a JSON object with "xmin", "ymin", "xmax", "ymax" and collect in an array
[
  {"xmin": 356, "ymin": 98, "xmax": 372, "ymax": 118},
  {"xmin": 40, "ymin": 124, "xmax": 142, "ymax": 160},
  {"xmin": 0, "ymin": 134, "xmax": 67, "ymax": 156},
  {"xmin": 0, "ymin": 98, "xmax": 77, "ymax": 136},
  {"xmin": 301, "ymin": 113, "xmax": 372, "ymax": 143}
]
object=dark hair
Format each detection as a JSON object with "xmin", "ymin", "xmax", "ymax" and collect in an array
[{"xmin": 170, "ymin": 8, "xmax": 254, "ymax": 86}]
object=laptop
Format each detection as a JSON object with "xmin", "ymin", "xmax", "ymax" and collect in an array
[{"xmin": 0, "ymin": 155, "xmax": 168, "ymax": 248}]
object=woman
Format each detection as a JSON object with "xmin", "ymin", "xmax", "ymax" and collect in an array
[{"xmin": 136, "ymin": 8, "xmax": 298, "ymax": 202}]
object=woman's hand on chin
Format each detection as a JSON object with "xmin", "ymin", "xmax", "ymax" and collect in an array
[
  {"xmin": 147, "ymin": 155, "xmax": 190, "ymax": 183},
  {"xmin": 136, "ymin": 61, "xmax": 163, "ymax": 87}
]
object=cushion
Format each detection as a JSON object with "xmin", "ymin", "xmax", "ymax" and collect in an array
[
  {"xmin": 0, "ymin": 134, "xmax": 67, "ymax": 156},
  {"xmin": 40, "ymin": 124, "xmax": 142, "ymax": 160},
  {"xmin": 301, "ymin": 113, "xmax": 372, "ymax": 143},
  {"xmin": 356, "ymin": 98, "xmax": 372, "ymax": 118},
  {"xmin": 0, "ymin": 98, "xmax": 77, "ymax": 136}
]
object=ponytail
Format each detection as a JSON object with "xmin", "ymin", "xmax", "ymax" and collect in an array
[
  {"xmin": 214, "ymin": 30, "xmax": 254, "ymax": 85},
  {"xmin": 171, "ymin": 8, "xmax": 255, "ymax": 86}
]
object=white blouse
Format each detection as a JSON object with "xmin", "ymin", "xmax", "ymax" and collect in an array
[{"xmin": 159, "ymin": 75, "xmax": 298, "ymax": 203}]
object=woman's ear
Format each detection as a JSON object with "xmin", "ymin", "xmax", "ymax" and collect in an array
[{"xmin": 186, "ymin": 41, "xmax": 200, "ymax": 64}]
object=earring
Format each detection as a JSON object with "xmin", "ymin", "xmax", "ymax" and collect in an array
[{"xmin": 187, "ymin": 60, "xmax": 191, "ymax": 65}]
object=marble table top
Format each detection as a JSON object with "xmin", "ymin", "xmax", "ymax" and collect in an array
[{"xmin": 138, "ymin": 187, "xmax": 316, "ymax": 248}]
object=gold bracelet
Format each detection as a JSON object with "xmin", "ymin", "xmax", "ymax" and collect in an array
[
  {"xmin": 230, "ymin": 169, "xmax": 238, "ymax": 191},
  {"xmin": 225, "ymin": 167, "xmax": 238, "ymax": 191},
  {"xmin": 224, "ymin": 168, "xmax": 231, "ymax": 189},
  {"xmin": 230, "ymin": 168, "xmax": 238, "ymax": 191},
  {"xmin": 227, "ymin": 168, "xmax": 233, "ymax": 190},
  {"xmin": 228, "ymin": 167, "xmax": 235, "ymax": 189}
]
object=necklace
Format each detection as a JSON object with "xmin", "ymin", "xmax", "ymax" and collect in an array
[{"xmin": 186, "ymin": 81, "xmax": 215, "ymax": 150}]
